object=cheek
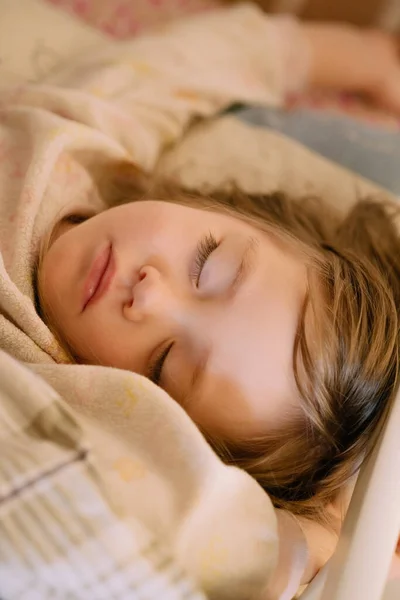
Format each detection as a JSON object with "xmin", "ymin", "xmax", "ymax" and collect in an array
[
  {"xmin": 38, "ymin": 228, "xmax": 85, "ymax": 334},
  {"xmin": 213, "ymin": 300, "xmax": 292, "ymax": 398},
  {"xmin": 186, "ymin": 378, "xmax": 254, "ymax": 440},
  {"xmin": 191, "ymin": 299, "xmax": 297, "ymax": 437},
  {"xmin": 39, "ymin": 246, "xmax": 67, "ymax": 319}
]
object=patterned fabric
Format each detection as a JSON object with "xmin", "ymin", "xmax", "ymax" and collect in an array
[
  {"xmin": 46, "ymin": 0, "xmax": 219, "ymax": 37},
  {"xmin": 42, "ymin": 0, "xmax": 400, "ymax": 131},
  {"xmin": 0, "ymin": 350, "xmax": 205, "ymax": 600},
  {"xmin": 45, "ymin": 0, "xmax": 400, "ymax": 33}
]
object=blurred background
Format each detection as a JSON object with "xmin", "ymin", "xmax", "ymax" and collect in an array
[
  {"xmin": 45, "ymin": 0, "xmax": 400, "ymax": 38},
  {"xmin": 241, "ymin": 0, "xmax": 400, "ymax": 31}
]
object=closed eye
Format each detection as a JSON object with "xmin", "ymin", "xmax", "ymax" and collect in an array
[
  {"xmin": 147, "ymin": 341, "xmax": 174, "ymax": 386},
  {"xmin": 190, "ymin": 233, "xmax": 219, "ymax": 286}
]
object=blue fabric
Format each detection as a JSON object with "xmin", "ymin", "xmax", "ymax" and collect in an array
[{"xmin": 235, "ymin": 106, "xmax": 400, "ymax": 196}]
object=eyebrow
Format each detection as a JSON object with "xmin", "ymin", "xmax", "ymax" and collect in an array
[{"xmin": 181, "ymin": 235, "xmax": 259, "ymax": 407}]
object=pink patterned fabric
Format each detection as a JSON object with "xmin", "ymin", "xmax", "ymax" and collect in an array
[
  {"xmin": 44, "ymin": 0, "xmax": 400, "ymax": 129},
  {"xmin": 46, "ymin": 0, "xmax": 219, "ymax": 38}
]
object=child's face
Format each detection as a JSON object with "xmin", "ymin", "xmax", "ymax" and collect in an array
[{"xmin": 39, "ymin": 201, "xmax": 308, "ymax": 440}]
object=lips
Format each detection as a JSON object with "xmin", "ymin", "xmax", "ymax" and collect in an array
[{"xmin": 82, "ymin": 242, "xmax": 115, "ymax": 311}]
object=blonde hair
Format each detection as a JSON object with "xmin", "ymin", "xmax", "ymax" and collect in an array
[{"xmin": 39, "ymin": 161, "xmax": 400, "ymax": 521}]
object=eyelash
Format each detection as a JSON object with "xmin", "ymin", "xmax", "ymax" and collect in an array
[
  {"xmin": 148, "ymin": 233, "xmax": 219, "ymax": 386},
  {"xmin": 191, "ymin": 232, "xmax": 219, "ymax": 286},
  {"xmin": 148, "ymin": 341, "xmax": 174, "ymax": 386},
  {"xmin": 63, "ymin": 213, "xmax": 91, "ymax": 225}
]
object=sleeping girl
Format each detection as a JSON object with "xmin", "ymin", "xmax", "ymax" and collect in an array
[
  {"xmin": 36, "ymin": 178, "xmax": 400, "ymax": 593},
  {"xmin": 2, "ymin": 3, "xmax": 400, "ymax": 597}
]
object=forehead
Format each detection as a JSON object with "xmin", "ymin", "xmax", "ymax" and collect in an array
[{"xmin": 116, "ymin": 200, "xmax": 250, "ymax": 229}]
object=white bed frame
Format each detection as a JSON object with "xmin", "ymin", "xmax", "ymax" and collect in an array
[{"xmin": 301, "ymin": 385, "xmax": 400, "ymax": 600}]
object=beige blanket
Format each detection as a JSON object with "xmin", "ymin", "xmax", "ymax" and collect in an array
[{"xmin": 0, "ymin": 2, "xmax": 393, "ymax": 599}]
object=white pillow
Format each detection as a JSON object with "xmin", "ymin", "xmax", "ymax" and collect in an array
[{"xmin": 0, "ymin": 0, "xmax": 111, "ymax": 84}]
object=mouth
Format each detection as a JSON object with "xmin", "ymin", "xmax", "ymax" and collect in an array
[{"xmin": 82, "ymin": 242, "xmax": 115, "ymax": 311}]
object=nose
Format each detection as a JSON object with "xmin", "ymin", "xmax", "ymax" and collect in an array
[{"xmin": 123, "ymin": 264, "xmax": 175, "ymax": 323}]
